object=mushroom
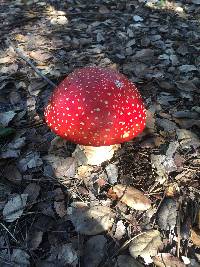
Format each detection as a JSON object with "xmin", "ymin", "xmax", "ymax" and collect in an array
[{"xmin": 44, "ymin": 66, "xmax": 146, "ymax": 165}]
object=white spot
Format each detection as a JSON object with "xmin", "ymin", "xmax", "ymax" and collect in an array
[{"xmin": 115, "ymin": 80, "xmax": 124, "ymax": 88}]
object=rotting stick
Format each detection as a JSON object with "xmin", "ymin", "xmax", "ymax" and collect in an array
[{"xmin": 6, "ymin": 38, "xmax": 57, "ymax": 88}]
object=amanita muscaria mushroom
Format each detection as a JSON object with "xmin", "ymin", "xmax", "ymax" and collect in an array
[{"xmin": 44, "ymin": 66, "xmax": 146, "ymax": 165}]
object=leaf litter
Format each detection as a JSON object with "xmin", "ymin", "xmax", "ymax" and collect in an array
[{"xmin": 0, "ymin": 0, "xmax": 200, "ymax": 266}]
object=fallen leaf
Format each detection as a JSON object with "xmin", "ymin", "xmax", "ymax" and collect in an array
[
  {"xmin": 0, "ymin": 56, "xmax": 13, "ymax": 64},
  {"xmin": 172, "ymin": 111, "xmax": 199, "ymax": 119},
  {"xmin": 0, "ymin": 137, "xmax": 26, "ymax": 158},
  {"xmin": 54, "ymin": 201, "xmax": 67, "ymax": 218},
  {"xmin": 105, "ymin": 163, "xmax": 118, "ymax": 184},
  {"xmin": 129, "ymin": 230, "xmax": 163, "ymax": 264},
  {"xmin": 114, "ymin": 220, "xmax": 126, "ymax": 240},
  {"xmin": 176, "ymin": 129, "xmax": 200, "ymax": 149},
  {"xmin": 191, "ymin": 228, "xmax": 200, "ymax": 247},
  {"xmin": 109, "ymin": 184, "xmax": 151, "ymax": 210},
  {"xmin": 29, "ymin": 50, "xmax": 52, "ymax": 62},
  {"xmin": 157, "ymin": 198, "xmax": 177, "ymax": 230},
  {"xmin": 0, "ymin": 126, "xmax": 15, "ymax": 138},
  {"xmin": 18, "ymin": 152, "xmax": 43, "ymax": 172},
  {"xmin": 156, "ymin": 118, "xmax": 177, "ymax": 133},
  {"xmin": 43, "ymin": 155, "xmax": 76, "ymax": 179},
  {"xmin": 176, "ymin": 80, "xmax": 198, "ymax": 92},
  {"xmin": 179, "ymin": 65, "xmax": 197, "ymax": 72},
  {"xmin": 40, "ymin": 243, "xmax": 78, "ymax": 266},
  {"xmin": 132, "ymin": 49, "xmax": 154, "ymax": 63},
  {"xmin": 23, "ymin": 183, "xmax": 40, "ymax": 203},
  {"xmin": 83, "ymin": 235, "xmax": 107, "ymax": 267},
  {"xmin": 1, "ymin": 63, "xmax": 18, "ymax": 74},
  {"xmin": 27, "ymin": 230, "xmax": 43, "ymax": 250},
  {"xmin": 11, "ymin": 249, "xmax": 30, "ymax": 267},
  {"xmin": 3, "ymin": 164, "xmax": 22, "ymax": 184},
  {"xmin": 0, "ymin": 111, "xmax": 16, "ymax": 126},
  {"xmin": 3, "ymin": 194, "xmax": 28, "ymax": 222},
  {"xmin": 153, "ymin": 253, "xmax": 186, "ymax": 267},
  {"xmin": 28, "ymin": 79, "xmax": 47, "ymax": 96},
  {"xmin": 70, "ymin": 205, "xmax": 115, "ymax": 235},
  {"xmin": 115, "ymin": 255, "xmax": 144, "ymax": 267},
  {"xmin": 99, "ymin": 5, "xmax": 110, "ymax": 14}
]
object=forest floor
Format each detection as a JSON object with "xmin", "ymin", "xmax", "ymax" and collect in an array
[{"xmin": 0, "ymin": 0, "xmax": 200, "ymax": 266}]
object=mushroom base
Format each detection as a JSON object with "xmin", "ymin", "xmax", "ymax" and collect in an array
[{"xmin": 74, "ymin": 144, "xmax": 121, "ymax": 165}]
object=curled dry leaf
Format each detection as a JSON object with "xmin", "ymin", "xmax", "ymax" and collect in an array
[
  {"xmin": 153, "ymin": 253, "xmax": 186, "ymax": 267},
  {"xmin": 157, "ymin": 198, "xmax": 177, "ymax": 230},
  {"xmin": 3, "ymin": 194, "xmax": 28, "ymax": 222},
  {"xmin": 129, "ymin": 230, "xmax": 163, "ymax": 264},
  {"xmin": 70, "ymin": 205, "xmax": 115, "ymax": 235},
  {"xmin": 109, "ymin": 184, "xmax": 151, "ymax": 210}
]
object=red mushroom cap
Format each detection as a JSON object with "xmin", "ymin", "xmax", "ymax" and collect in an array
[{"xmin": 44, "ymin": 66, "xmax": 146, "ymax": 146}]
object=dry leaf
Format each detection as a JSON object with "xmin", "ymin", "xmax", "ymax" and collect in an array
[
  {"xmin": 110, "ymin": 184, "xmax": 151, "ymax": 210},
  {"xmin": 83, "ymin": 235, "xmax": 107, "ymax": 267},
  {"xmin": 115, "ymin": 255, "xmax": 144, "ymax": 267},
  {"xmin": 43, "ymin": 155, "xmax": 76, "ymax": 179},
  {"xmin": 18, "ymin": 152, "xmax": 43, "ymax": 172},
  {"xmin": 114, "ymin": 220, "xmax": 126, "ymax": 240},
  {"xmin": 191, "ymin": 228, "xmax": 200, "ymax": 247},
  {"xmin": 129, "ymin": 230, "xmax": 163, "ymax": 264},
  {"xmin": 0, "ymin": 111, "xmax": 16, "ymax": 126},
  {"xmin": 23, "ymin": 183, "xmax": 40, "ymax": 203},
  {"xmin": 3, "ymin": 164, "xmax": 22, "ymax": 184},
  {"xmin": 3, "ymin": 194, "xmax": 28, "ymax": 222},
  {"xmin": 27, "ymin": 230, "xmax": 43, "ymax": 250},
  {"xmin": 157, "ymin": 198, "xmax": 177, "ymax": 230},
  {"xmin": 11, "ymin": 249, "xmax": 30, "ymax": 267},
  {"xmin": 70, "ymin": 205, "xmax": 115, "ymax": 235},
  {"xmin": 41, "ymin": 244, "xmax": 78, "ymax": 266},
  {"xmin": 29, "ymin": 50, "xmax": 52, "ymax": 62},
  {"xmin": 54, "ymin": 201, "xmax": 67, "ymax": 218},
  {"xmin": 153, "ymin": 253, "xmax": 186, "ymax": 267}
]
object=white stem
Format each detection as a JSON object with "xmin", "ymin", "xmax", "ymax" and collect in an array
[{"xmin": 74, "ymin": 144, "xmax": 121, "ymax": 165}]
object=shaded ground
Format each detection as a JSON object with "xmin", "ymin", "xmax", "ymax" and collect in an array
[{"xmin": 0, "ymin": 0, "xmax": 200, "ymax": 266}]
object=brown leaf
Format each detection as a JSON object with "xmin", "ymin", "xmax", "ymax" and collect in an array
[
  {"xmin": 29, "ymin": 50, "xmax": 52, "ymax": 62},
  {"xmin": 153, "ymin": 253, "xmax": 186, "ymax": 267},
  {"xmin": 70, "ymin": 205, "xmax": 115, "ymax": 235},
  {"xmin": 0, "ymin": 56, "xmax": 13, "ymax": 64},
  {"xmin": 111, "ymin": 184, "xmax": 151, "ymax": 210},
  {"xmin": 191, "ymin": 228, "xmax": 200, "ymax": 247},
  {"xmin": 129, "ymin": 230, "xmax": 163, "ymax": 264}
]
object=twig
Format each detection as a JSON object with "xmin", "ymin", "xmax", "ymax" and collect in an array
[
  {"xmin": 6, "ymin": 39, "xmax": 57, "ymax": 88},
  {"xmin": 0, "ymin": 223, "xmax": 18, "ymax": 243}
]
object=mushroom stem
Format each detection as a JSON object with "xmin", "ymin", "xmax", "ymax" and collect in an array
[{"xmin": 74, "ymin": 144, "xmax": 121, "ymax": 165}]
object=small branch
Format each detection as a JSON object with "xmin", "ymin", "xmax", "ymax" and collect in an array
[{"xmin": 6, "ymin": 38, "xmax": 57, "ymax": 88}]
